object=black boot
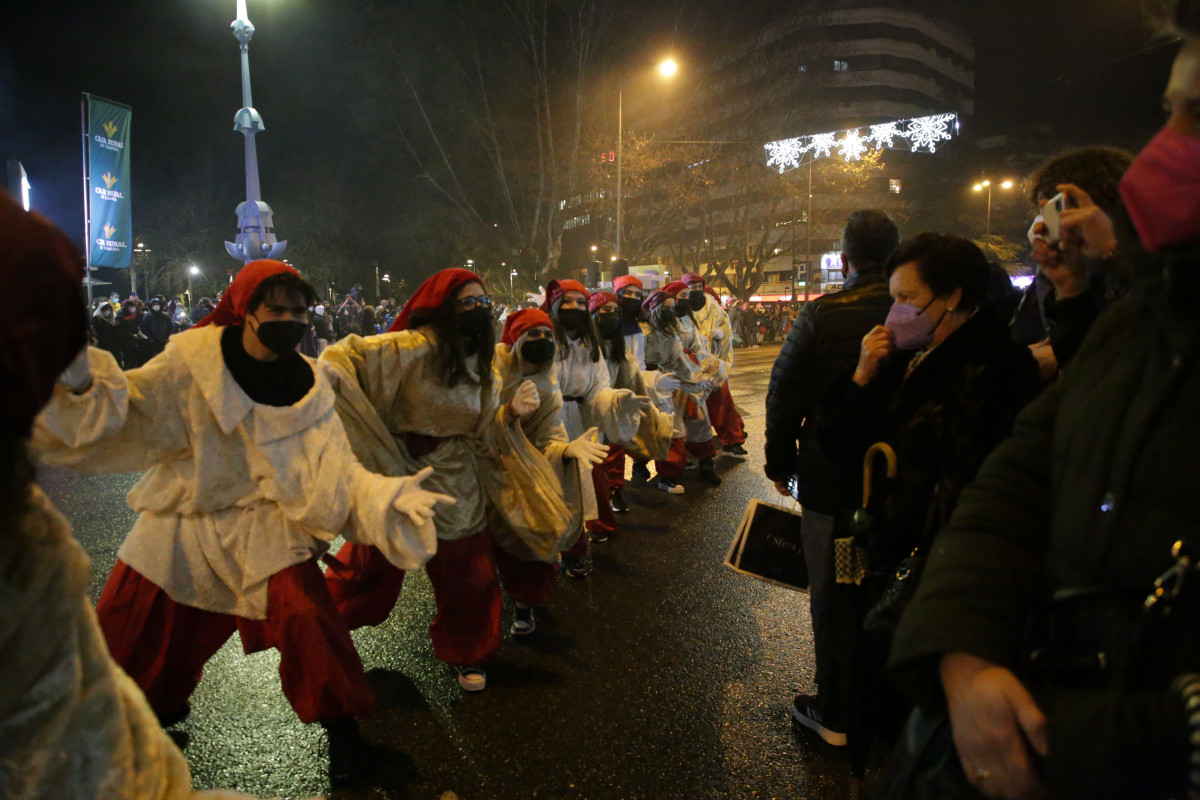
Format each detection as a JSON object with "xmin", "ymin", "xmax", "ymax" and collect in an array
[
  {"xmin": 698, "ymin": 457, "xmax": 721, "ymax": 486},
  {"xmin": 321, "ymin": 717, "xmax": 372, "ymax": 787}
]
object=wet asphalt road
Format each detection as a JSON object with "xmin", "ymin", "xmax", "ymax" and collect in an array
[{"xmin": 39, "ymin": 343, "xmax": 876, "ymax": 800}]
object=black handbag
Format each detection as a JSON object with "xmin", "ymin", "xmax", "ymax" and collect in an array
[{"xmin": 875, "ymin": 708, "xmax": 985, "ymax": 800}]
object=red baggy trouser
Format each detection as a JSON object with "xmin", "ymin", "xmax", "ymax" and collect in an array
[
  {"xmin": 324, "ymin": 527, "xmax": 557, "ymax": 666},
  {"xmin": 96, "ymin": 558, "xmax": 375, "ymax": 724},
  {"xmin": 603, "ymin": 444, "xmax": 626, "ymax": 490},
  {"xmin": 654, "ymin": 436, "xmax": 718, "ymax": 478},
  {"xmin": 584, "ymin": 459, "xmax": 618, "ymax": 539},
  {"xmin": 706, "ymin": 380, "xmax": 746, "ymax": 446}
]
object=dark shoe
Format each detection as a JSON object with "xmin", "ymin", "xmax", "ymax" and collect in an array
[
  {"xmin": 588, "ymin": 528, "xmax": 610, "ymax": 543},
  {"xmin": 790, "ymin": 694, "xmax": 847, "ymax": 746},
  {"xmin": 631, "ymin": 461, "xmax": 652, "ymax": 482},
  {"xmin": 657, "ymin": 477, "xmax": 685, "ymax": 494},
  {"xmin": 321, "ymin": 717, "xmax": 372, "ymax": 787},
  {"xmin": 563, "ymin": 554, "xmax": 593, "ymax": 579},
  {"xmin": 155, "ymin": 703, "xmax": 190, "ymax": 728},
  {"xmin": 610, "ymin": 488, "xmax": 629, "ymax": 513},
  {"xmin": 511, "ymin": 603, "xmax": 537, "ymax": 636},
  {"xmin": 722, "ymin": 443, "xmax": 748, "ymax": 457},
  {"xmin": 698, "ymin": 458, "xmax": 722, "ymax": 486}
]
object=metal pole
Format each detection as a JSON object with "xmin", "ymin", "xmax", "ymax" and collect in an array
[
  {"xmin": 375, "ymin": 265, "xmax": 381, "ymax": 302},
  {"xmin": 616, "ymin": 89, "xmax": 622, "ymax": 259},
  {"xmin": 805, "ymin": 159, "xmax": 813, "ymax": 303},
  {"xmin": 80, "ymin": 95, "xmax": 94, "ymax": 307},
  {"xmin": 986, "ymin": 184, "xmax": 993, "ymax": 237}
]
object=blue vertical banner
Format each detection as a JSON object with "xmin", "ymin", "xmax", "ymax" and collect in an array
[{"xmin": 85, "ymin": 94, "xmax": 132, "ymax": 268}]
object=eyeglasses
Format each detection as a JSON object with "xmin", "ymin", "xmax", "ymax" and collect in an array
[{"xmin": 457, "ymin": 294, "xmax": 493, "ymax": 312}]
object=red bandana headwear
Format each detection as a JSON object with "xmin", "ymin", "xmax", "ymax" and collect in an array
[
  {"xmin": 541, "ymin": 279, "xmax": 588, "ymax": 313},
  {"xmin": 663, "ymin": 280, "xmax": 689, "ymax": 297},
  {"xmin": 705, "ymin": 287, "xmax": 721, "ymax": 303},
  {"xmin": 0, "ymin": 193, "xmax": 88, "ymax": 437},
  {"xmin": 642, "ymin": 289, "xmax": 672, "ymax": 313},
  {"xmin": 682, "ymin": 272, "xmax": 705, "ymax": 287},
  {"xmin": 588, "ymin": 290, "xmax": 617, "ymax": 313},
  {"xmin": 613, "ymin": 274, "xmax": 643, "ymax": 294},
  {"xmin": 195, "ymin": 260, "xmax": 300, "ymax": 328},
  {"xmin": 389, "ymin": 268, "xmax": 483, "ymax": 333},
  {"xmin": 502, "ymin": 308, "xmax": 553, "ymax": 347}
]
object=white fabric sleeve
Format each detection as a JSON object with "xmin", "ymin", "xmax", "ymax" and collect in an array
[
  {"xmin": 342, "ymin": 467, "xmax": 440, "ymax": 570},
  {"xmin": 32, "ymin": 346, "xmax": 191, "ymax": 474},
  {"xmin": 583, "ymin": 358, "xmax": 640, "ymax": 444}
]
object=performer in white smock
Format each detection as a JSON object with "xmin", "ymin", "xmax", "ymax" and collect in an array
[{"xmin": 683, "ymin": 272, "xmax": 748, "ymax": 456}]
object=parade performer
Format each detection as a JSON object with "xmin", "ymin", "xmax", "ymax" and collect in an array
[
  {"xmin": 590, "ymin": 290, "xmax": 675, "ymax": 511},
  {"xmin": 643, "ymin": 284, "xmax": 723, "ymax": 491},
  {"xmin": 0, "ymin": 195, "xmax": 271, "ymax": 799},
  {"xmin": 493, "ymin": 308, "xmax": 608, "ymax": 606},
  {"xmin": 31, "ymin": 258, "xmax": 451, "ymax": 784},
  {"xmin": 683, "ymin": 272, "xmax": 747, "ymax": 456},
  {"xmin": 541, "ymin": 279, "xmax": 650, "ymax": 549},
  {"xmin": 320, "ymin": 269, "xmax": 573, "ymax": 692}
]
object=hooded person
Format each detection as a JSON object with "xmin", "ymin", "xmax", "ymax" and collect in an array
[
  {"xmin": 643, "ymin": 284, "xmax": 722, "ymax": 491},
  {"xmin": 91, "ymin": 298, "xmax": 120, "ymax": 355},
  {"xmin": 589, "ymin": 290, "xmax": 675, "ymax": 512},
  {"xmin": 319, "ymin": 268, "xmax": 573, "ymax": 692},
  {"xmin": 683, "ymin": 273, "xmax": 747, "ymax": 456},
  {"xmin": 140, "ymin": 296, "xmax": 174, "ymax": 358},
  {"xmin": 32, "ymin": 256, "xmax": 453, "ymax": 785},
  {"xmin": 492, "ymin": 308, "xmax": 608, "ymax": 624}
]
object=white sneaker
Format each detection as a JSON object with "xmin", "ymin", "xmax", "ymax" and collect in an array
[
  {"xmin": 657, "ymin": 477, "xmax": 685, "ymax": 494},
  {"xmin": 511, "ymin": 604, "xmax": 536, "ymax": 636},
  {"xmin": 454, "ymin": 665, "xmax": 487, "ymax": 692}
]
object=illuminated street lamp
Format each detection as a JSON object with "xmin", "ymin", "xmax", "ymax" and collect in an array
[
  {"xmin": 509, "ymin": 269, "xmax": 518, "ymax": 298},
  {"xmin": 616, "ymin": 58, "xmax": 679, "ymax": 259},
  {"xmin": 972, "ymin": 179, "xmax": 1014, "ymax": 237},
  {"xmin": 225, "ymin": 0, "xmax": 287, "ymax": 265},
  {"xmin": 187, "ymin": 265, "xmax": 201, "ymax": 307}
]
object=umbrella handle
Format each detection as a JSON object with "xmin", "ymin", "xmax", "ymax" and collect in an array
[{"xmin": 861, "ymin": 441, "xmax": 898, "ymax": 508}]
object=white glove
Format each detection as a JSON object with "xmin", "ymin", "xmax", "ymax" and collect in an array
[
  {"xmin": 509, "ymin": 379, "xmax": 541, "ymax": 418},
  {"xmin": 655, "ymin": 373, "xmax": 681, "ymax": 393},
  {"xmin": 57, "ymin": 347, "xmax": 93, "ymax": 393},
  {"xmin": 391, "ymin": 466, "xmax": 457, "ymax": 527},
  {"xmin": 614, "ymin": 389, "xmax": 646, "ymax": 420},
  {"xmin": 564, "ymin": 427, "xmax": 609, "ymax": 467}
]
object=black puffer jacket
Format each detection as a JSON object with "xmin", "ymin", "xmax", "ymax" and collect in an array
[
  {"xmin": 890, "ymin": 246, "xmax": 1200, "ymax": 800},
  {"xmin": 764, "ymin": 270, "xmax": 892, "ymax": 512},
  {"xmin": 817, "ymin": 306, "xmax": 1041, "ymax": 563}
]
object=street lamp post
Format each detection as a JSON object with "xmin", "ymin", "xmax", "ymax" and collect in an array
[
  {"xmin": 225, "ymin": 0, "xmax": 287, "ymax": 265},
  {"xmin": 615, "ymin": 58, "xmax": 678, "ymax": 260},
  {"xmin": 972, "ymin": 179, "xmax": 1014, "ymax": 237},
  {"xmin": 187, "ymin": 265, "xmax": 201, "ymax": 308},
  {"xmin": 509, "ymin": 269, "xmax": 518, "ymax": 300}
]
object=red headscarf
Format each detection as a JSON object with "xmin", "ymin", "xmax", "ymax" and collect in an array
[
  {"xmin": 704, "ymin": 287, "xmax": 721, "ymax": 303},
  {"xmin": 588, "ymin": 290, "xmax": 617, "ymax": 313},
  {"xmin": 195, "ymin": 259, "xmax": 300, "ymax": 328},
  {"xmin": 642, "ymin": 289, "xmax": 672, "ymax": 313},
  {"xmin": 613, "ymin": 274, "xmax": 643, "ymax": 294},
  {"xmin": 0, "ymin": 193, "xmax": 88, "ymax": 438},
  {"xmin": 501, "ymin": 308, "xmax": 553, "ymax": 347},
  {"xmin": 540, "ymin": 279, "xmax": 588, "ymax": 313},
  {"xmin": 663, "ymin": 280, "xmax": 689, "ymax": 297},
  {"xmin": 682, "ymin": 272, "xmax": 705, "ymax": 287},
  {"xmin": 389, "ymin": 268, "xmax": 483, "ymax": 333}
]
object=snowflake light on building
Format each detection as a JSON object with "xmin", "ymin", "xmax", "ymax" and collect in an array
[
  {"xmin": 764, "ymin": 137, "xmax": 809, "ymax": 173},
  {"xmin": 838, "ymin": 129, "xmax": 868, "ymax": 161},
  {"xmin": 763, "ymin": 112, "xmax": 959, "ymax": 174}
]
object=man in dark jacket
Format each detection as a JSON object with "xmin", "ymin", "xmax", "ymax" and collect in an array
[
  {"xmin": 763, "ymin": 208, "xmax": 899, "ymax": 745},
  {"xmin": 140, "ymin": 297, "xmax": 173, "ymax": 359}
]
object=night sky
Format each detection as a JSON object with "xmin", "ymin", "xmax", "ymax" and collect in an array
[{"xmin": 1, "ymin": 0, "xmax": 1182, "ymax": 280}]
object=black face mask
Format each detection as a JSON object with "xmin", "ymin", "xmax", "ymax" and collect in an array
[
  {"xmin": 674, "ymin": 303, "xmax": 692, "ymax": 319},
  {"xmin": 652, "ymin": 306, "xmax": 677, "ymax": 330},
  {"xmin": 521, "ymin": 338, "xmax": 556, "ymax": 366},
  {"xmin": 595, "ymin": 313, "xmax": 621, "ymax": 336},
  {"xmin": 251, "ymin": 318, "xmax": 307, "ymax": 356},
  {"xmin": 689, "ymin": 292, "xmax": 707, "ymax": 311},
  {"xmin": 619, "ymin": 297, "xmax": 643, "ymax": 320},
  {"xmin": 458, "ymin": 307, "xmax": 494, "ymax": 340},
  {"xmin": 557, "ymin": 308, "xmax": 590, "ymax": 333}
]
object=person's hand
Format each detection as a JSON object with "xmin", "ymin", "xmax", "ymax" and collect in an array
[
  {"xmin": 1057, "ymin": 183, "xmax": 1118, "ymax": 260},
  {"xmin": 1029, "ymin": 339, "xmax": 1058, "ymax": 382},
  {"xmin": 853, "ymin": 325, "xmax": 894, "ymax": 386},
  {"xmin": 57, "ymin": 347, "xmax": 93, "ymax": 393},
  {"xmin": 564, "ymin": 427, "xmax": 609, "ymax": 466},
  {"xmin": 773, "ymin": 479, "xmax": 792, "ymax": 497},
  {"xmin": 614, "ymin": 389, "xmax": 647, "ymax": 420},
  {"xmin": 655, "ymin": 373, "xmax": 682, "ymax": 393},
  {"xmin": 392, "ymin": 465, "xmax": 457, "ymax": 526},
  {"xmin": 1028, "ymin": 218, "xmax": 1062, "ymax": 271},
  {"xmin": 941, "ymin": 652, "xmax": 1049, "ymax": 800},
  {"xmin": 509, "ymin": 379, "xmax": 540, "ymax": 419}
]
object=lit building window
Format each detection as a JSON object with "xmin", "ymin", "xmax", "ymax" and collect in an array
[
  {"xmin": 890, "ymin": 179, "xmax": 902, "ymax": 195},
  {"xmin": 798, "ymin": 64, "xmax": 807, "ymax": 73},
  {"xmin": 833, "ymin": 60, "xmax": 849, "ymax": 72}
]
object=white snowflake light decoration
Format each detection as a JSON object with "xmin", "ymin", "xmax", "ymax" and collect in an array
[
  {"xmin": 764, "ymin": 137, "xmax": 808, "ymax": 173},
  {"xmin": 763, "ymin": 112, "xmax": 958, "ymax": 173},
  {"xmin": 838, "ymin": 129, "xmax": 868, "ymax": 161}
]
